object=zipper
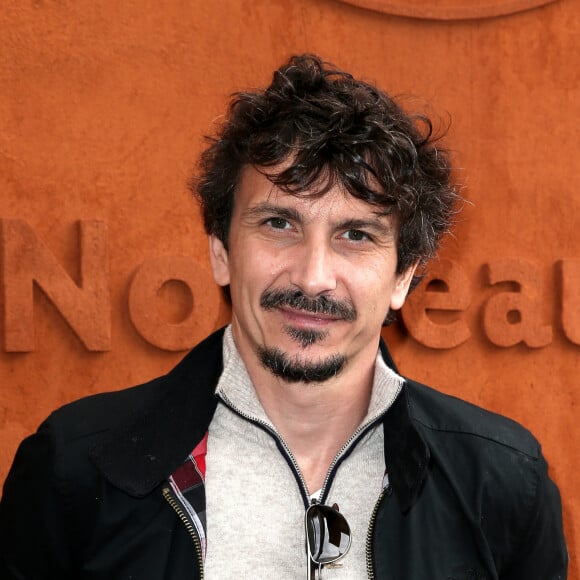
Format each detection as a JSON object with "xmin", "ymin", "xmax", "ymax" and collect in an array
[
  {"xmin": 218, "ymin": 391, "xmax": 312, "ymax": 507},
  {"xmin": 219, "ymin": 381, "xmax": 399, "ymax": 506},
  {"xmin": 365, "ymin": 485, "xmax": 391, "ymax": 579},
  {"xmin": 162, "ymin": 485, "xmax": 205, "ymax": 580},
  {"xmin": 317, "ymin": 415, "xmax": 388, "ymax": 505},
  {"xmin": 317, "ymin": 379, "xmax": 401, "ymax": 505}
]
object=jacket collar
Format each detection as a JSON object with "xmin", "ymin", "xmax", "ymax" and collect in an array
[
  {"xmin": 90, "ymin": 328, "xmax": 225, "ymax": 497},
  {"xmin": 91, "ymin": 328, "xmax": 430, "ymax": 511},
  {"xmin": 378, "ymin": 341, "xmax": 431, "ymax": 512}
]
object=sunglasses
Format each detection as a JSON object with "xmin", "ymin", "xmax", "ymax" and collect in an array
[{"xmin": 305, "ymin": 502, "xmax": 352, "ymax": 580}]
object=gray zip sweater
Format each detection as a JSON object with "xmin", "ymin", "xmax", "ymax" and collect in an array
[{"xmin": 204, "ymin": 327, "xmax": 403, "ymax": 578}]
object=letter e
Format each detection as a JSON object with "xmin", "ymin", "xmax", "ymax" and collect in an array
[{"xmin": 401, "ymin": 259, "xmax": 471, "ymax": 349}]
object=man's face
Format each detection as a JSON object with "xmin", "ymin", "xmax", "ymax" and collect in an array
[{"xmin": 209, "ymin": 165, "xmax": 416, "ymax": 383}]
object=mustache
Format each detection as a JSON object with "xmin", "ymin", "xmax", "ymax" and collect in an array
[{"xmin": 260, "ymin": 289, "xmax": 357, "ymax": 321}]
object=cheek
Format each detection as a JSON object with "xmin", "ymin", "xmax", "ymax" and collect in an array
[
  {"xmin": 354, "ymin": 264, "xmax": 399, "ymax": 316},
  {"xmin": 251, "ymin": 247, "xmax": 292, "ymax": 282},
  {"xmin": 230, "ymin": 251, "xmax": 283, "ymax": 297}
]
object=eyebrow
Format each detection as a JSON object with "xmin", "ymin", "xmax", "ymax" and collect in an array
[
  {"xmin": 242, "ymin": 203, "xmax": 302, "ymax": 222},
  {"xmin": 339, "ymin": 218, "xmax": 395, "ymax": 239}
]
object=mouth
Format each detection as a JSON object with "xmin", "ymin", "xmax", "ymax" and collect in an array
[
  {"xmin": 278, "ymin": 306, "xmax": 343, "ymax": 327},
  {"xmin": 261, "ymin": 289, "xmax": 356, "ymax": 321}
]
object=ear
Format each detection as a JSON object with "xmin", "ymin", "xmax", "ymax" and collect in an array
[
  {"xmin": 389, "ymin": 262, "xmax": 419, "ymax": 311},
  {"xmin": 208, "ymin": 235, "xmax": 230, "ymax": 287}
]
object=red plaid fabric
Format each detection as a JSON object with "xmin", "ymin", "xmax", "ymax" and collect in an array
[{"xmin": 169, "ymin": 432, "xmax": 209, "ymax": 560}]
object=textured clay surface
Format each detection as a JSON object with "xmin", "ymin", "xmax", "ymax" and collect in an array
[{"xmin": 0, "ymin": 0, "xmax": 578, "ymax": 574}]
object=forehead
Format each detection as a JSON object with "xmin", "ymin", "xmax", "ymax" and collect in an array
[{"xmin": 234, "ymin": 165, "xmax": 391, "ymax": 224}]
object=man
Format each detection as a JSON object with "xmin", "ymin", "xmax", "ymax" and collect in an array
[{"xmin": 0, "ymin": 55, "xmax": 567, "ymax": 579}]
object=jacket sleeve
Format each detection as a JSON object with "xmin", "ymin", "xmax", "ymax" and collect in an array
[
  {"xmin": 502, "ymin": 453, "xmax": 568, "ymax": 580},
  {"xmin": 0, "ymin": 419, "xmax": 75, "ymax": 579}
]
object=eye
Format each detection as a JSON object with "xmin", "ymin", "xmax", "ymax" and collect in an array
[
  {"xmin": 342, "ymin": 229, "xmax": 370, "ymax": 242},
  {"xmin": 266, "ymin": 217, "xmax": 291, "ymax": 230}
]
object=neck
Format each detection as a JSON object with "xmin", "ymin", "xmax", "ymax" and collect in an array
[{"xmin": 244, "ymin": 347, "xmax": 377, "ymax": 494}]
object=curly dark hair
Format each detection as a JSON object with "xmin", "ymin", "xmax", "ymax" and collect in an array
[{"xmin": 193, "ymin": 54, "xmax": 458, "ymax": 290}]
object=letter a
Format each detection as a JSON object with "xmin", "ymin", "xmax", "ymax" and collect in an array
[{"xmin": 482, "ymin": 259, "xmax": 552, "ymax": 348}]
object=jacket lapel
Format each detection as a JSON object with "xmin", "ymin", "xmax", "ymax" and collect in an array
[
  {"xmin": 90, "ymin": 328, "xmax": 225, "ymax": 497},
  {"xmin": 379, "ymin": 341, "xmax": 431, "ymax": 512}
]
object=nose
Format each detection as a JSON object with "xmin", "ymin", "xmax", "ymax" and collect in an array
[{"xmin": 289, "ymin": 239, "xmax": 337, "ymax": 297}]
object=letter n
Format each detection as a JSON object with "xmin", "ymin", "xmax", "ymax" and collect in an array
[{"xmin": 1, "ymin": 220, "xmax": 110, "ymax": 351}]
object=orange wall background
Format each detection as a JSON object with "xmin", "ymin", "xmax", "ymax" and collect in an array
[{"xmin": 1, "ymin": 0, "xmax": 578, "ymax": 574}]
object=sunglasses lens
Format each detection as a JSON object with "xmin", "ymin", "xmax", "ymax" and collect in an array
[{"xmin": 306, "ymin": 504, "xmax": 351, "ymax": 564}]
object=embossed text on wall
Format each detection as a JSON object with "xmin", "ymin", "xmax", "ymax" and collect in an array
[
  {"xmin": 1, "ymin": 220, "xmax": 578, "ymax": 352},
  {"xmin": 402, "ymin": 258, "xmax": 580, "ymax": 349},
  {"xmin": 0, "ymin": 219, "xmax": 219, "ymax": 352}
]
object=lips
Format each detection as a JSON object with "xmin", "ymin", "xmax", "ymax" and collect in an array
[{"xmin": 279, "ymin": 305, "xmax": 343, "ymax": 326}]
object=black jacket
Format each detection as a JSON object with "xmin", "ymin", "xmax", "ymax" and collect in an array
[{"xmin": 0, "ymin": 328, "xmax": 568, "ymax": 579}]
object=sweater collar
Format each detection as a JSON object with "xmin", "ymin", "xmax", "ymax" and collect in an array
[
  {"xmin": 216, "ymin": 326, "xmax": 405, "ymax": 435},
  {"xmin": 90, "ymin": 327, "xmax": 430, "ymax": 511}
]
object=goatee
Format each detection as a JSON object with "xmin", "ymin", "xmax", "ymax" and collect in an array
[
  {"xmin": 258, "ymin": 288, "xmax": 353, "ymax": 382},
  {"xmin": 258, "ymin": 346, "xmax": 346, "ymax": 383}
]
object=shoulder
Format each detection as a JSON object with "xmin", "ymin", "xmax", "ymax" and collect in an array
[
  {"xmin": 401, "ymin": 380, "xmax": 567, "ymax": 575},
  {"xmin": 46, "ymin": 374, "xmax": 171, "ymax": 442},
  {"xmin": 10, "ymin": 372, "xmax": 177, "ymax": 506},
  {"xmin": 403, "ymin": 379, "xmax": 545, "ymax": 555},
  {"xmin": 403, "ymin": 378, "xmax": 541, "ymax": 460},
  {"xmin": 45, "ymin": 327, "xmax": 226, "ymax": 442}
]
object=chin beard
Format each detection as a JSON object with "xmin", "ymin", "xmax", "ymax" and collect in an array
[
  {"xmin": 258, "ymin": 346, "xmax": 346, "ymax": 383},
  {"xmin": 285, "ymin": 325, "xmax": 329, "ymax": 348}
]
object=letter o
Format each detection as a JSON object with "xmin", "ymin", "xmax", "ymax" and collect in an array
[{"xmin": 128, "ymin": 256, "xmax": 219, "ymax": 351}]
